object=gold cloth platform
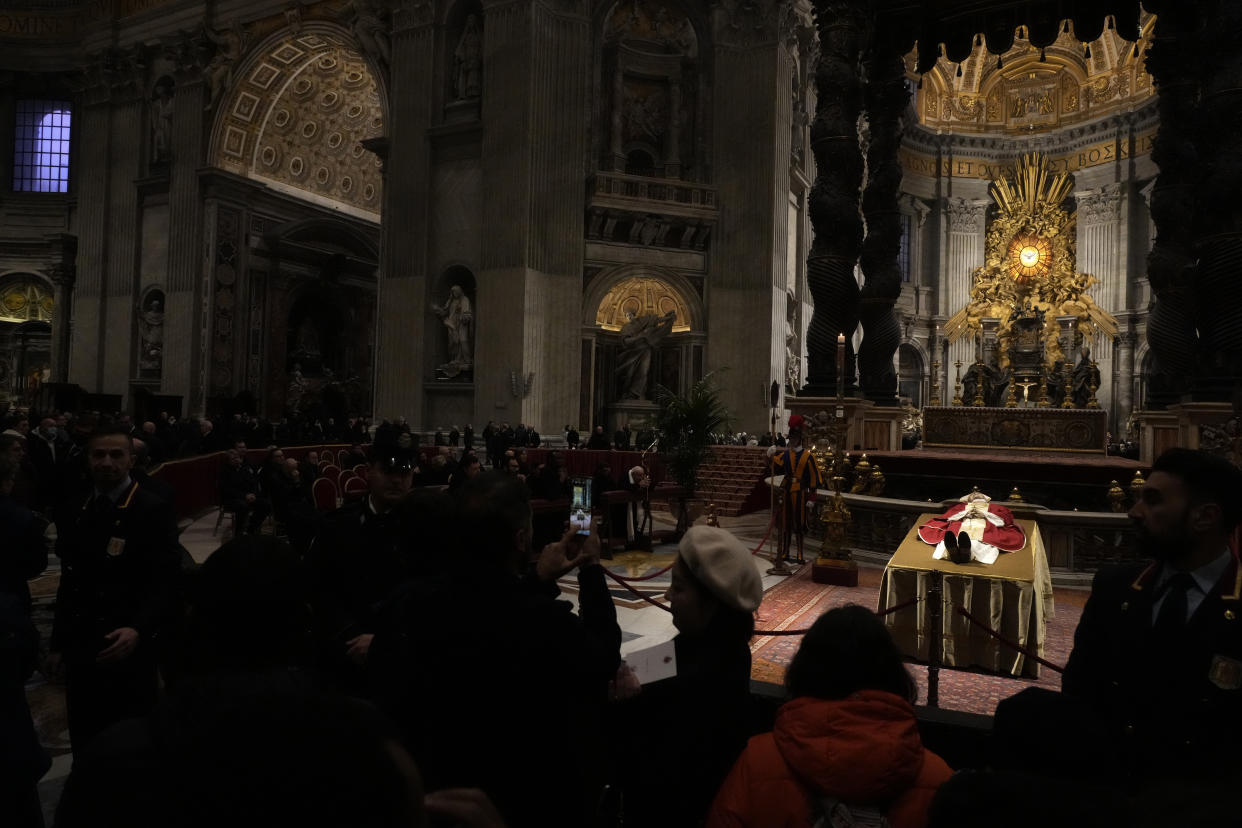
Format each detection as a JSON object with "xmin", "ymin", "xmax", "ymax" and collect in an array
[
  {"xmin": 879, "ymin": 515, "xmax": 1054, "ymax": 678},
  {"xmin": 922, "ymin": 405, "xmax": 1107, "ymax": 453}
]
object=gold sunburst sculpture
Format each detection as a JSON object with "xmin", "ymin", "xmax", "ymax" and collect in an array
[{"xmin": 944, "ymin": 153, "xmax": 1117, "ymax": 371}]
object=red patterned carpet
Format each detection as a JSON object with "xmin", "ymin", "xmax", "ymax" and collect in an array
[{"xmin": 750, "ymin": 563, "xmax": 1087, "ymax": 716}]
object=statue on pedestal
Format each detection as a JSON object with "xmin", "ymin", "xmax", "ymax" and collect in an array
[
  {"xmin": 616, "ymin": 310, "xmax": 676, "ymax": 400},
  {"xmin": 1072, "ymin": 343, "xmax": 1102, "ymax": 409},
  {"xmin": 432, "ymin": 285, "xmax": 474, "ymax": 379}
]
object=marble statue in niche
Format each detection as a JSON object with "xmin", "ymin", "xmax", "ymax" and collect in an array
[
  {"xmin": 138, "ymin": 291, "xmax": 165, "ymax": 374},
  {"xmin": 202, "ymin": 19, "xmax": 248, "ymax": 111},
  {"xmin": 149, "ymin": 78, "xmax": 175, "ymax": 166},
  {"xmin": 433, "ymin": 285, "xmax": 474, "ymax": 379},
  {"xmin": 616, "ymin": 310, "xmax": 676, "ymax": 400},
  {"xmin": 453, "ymin": 14, "xmax": 483, "ymax": 100}
]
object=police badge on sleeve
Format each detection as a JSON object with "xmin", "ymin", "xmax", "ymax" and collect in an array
[{"xmin": 1209, "ymin": 654, "xmax": 1242, "ymax": 690}]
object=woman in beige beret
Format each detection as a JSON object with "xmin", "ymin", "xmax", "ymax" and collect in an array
[{"xmin": 611, "ymin": 525, "xmax": 764, "ymax": 827}]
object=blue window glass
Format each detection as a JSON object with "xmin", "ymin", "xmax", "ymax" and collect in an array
[{"xmin": 14, "ymin": 100, "xmax": 72, "ymax": 193}]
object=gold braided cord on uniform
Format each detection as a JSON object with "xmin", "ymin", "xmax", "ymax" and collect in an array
[{"xmin": 944, "ymin": 153, "xmax": 1118, "ymax": 372}]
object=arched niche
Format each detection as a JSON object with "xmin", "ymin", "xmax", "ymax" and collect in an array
[
  {"xmin": 430, "ymin": 264, "xmax": 477, "ymax": 381},
  {"xmin": 580, "ymin": 265, "xmax": 705, "ymax": 426},
  {"xmin": 0, "ymin": 272, "xmax": 54, "ymax": 406},
  {"xmin": 898, "ymin": 342, "xmax": 926, "ymax": 407},
  {"xmin": 596, "ymin": 0, "xmax": 704, "ymax": 180}
]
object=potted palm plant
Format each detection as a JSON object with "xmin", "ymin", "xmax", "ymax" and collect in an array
[{"xmin": 653, "ymin": 370, "xmax": 733, "ymax": 535}]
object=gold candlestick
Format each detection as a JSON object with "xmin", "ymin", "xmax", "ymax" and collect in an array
[
  {"xmin": 1086, "ymin": 361, "xmax": 1101, "ymax": 409},
  {"xmin": 1004, "ymin": 379, "xmax": 1018, "ymax": 408},
  {"xmin": 1036, "ymin": 373, "xmax": 1050, "ymax": 408},
  {"xmin": 952, "ymin": 360, "xmax": 963, "ymax": 406},
  {"xmin": 930, "ymin": 360, "xmax": 941, "ymax": 407},
  {"xmin": 1061, "ymin": 370, "xmax": 1074, "ymax": 409},
  {"xmin": 971, "ymin": 358, "xmax": 986, "ymax": 407}
]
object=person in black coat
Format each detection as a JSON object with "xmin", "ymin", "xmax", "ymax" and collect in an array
[
  {"xmin": 370, "ymin": 473, "xmax": 621, "ymax": 828},
  {"xmin": 0, "ymin": 456, "xmax": 48, "ymax": 615},
  {"xmin": 463, "ymin": 423, "xmax": 474, "ymax": 451},
  {"xmin": 612, "ymin": 526, "xmax": 763, "ymax": 826},
  {"xmin": 586, "ymin": 425, "xmax": 610, "ymax": 450},
  {"xmin": 306, "ymin": 446, "xmax": 417, "ymax": 695},
  {"xmin": 46, "ymin": 427, "xmax": 182, "ymax": 752},
  {"xmin": 220, "ymin": 450, "xmax": 269, "ymax": 535},
  {"xmin": 1057, "ymin": 448, "xmax": 1242, "ymax": 784}
]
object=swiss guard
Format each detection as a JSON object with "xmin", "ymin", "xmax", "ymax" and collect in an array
[{"xmin": 767, "ymin": 414, "xmax": 823, "ymax": 564}]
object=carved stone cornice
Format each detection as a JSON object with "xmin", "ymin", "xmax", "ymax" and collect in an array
[
  {"xmin": 945, "ymin": 197, "xmax": 986, "ymax": 234},
  {"xmin": 712, "ymin": 0, "xmax": 782, "ymax": 49},
  {"xmin": 392, "ymin": 0, "xmax": 434, "ymax": 32}
]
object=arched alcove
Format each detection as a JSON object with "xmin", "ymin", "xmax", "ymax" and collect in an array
[
  {"xmin": 0, "ymin": 272, "xmax": 55, "ymax": 407},
  {"xmin": 208, "ymin": 25, "xmax": 387, "ymax": 221}
]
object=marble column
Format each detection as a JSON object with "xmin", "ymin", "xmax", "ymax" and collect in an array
[
  {"xmin": 942, "ymin": 197, "xmax": 987, "ymax": 369},
  {"xmin": 46, "ymin": 235, "xmax": 76, "ymax": 384},
  {"xmin": 856, "ymin": 48, "xmax": 908, "ymax": 405},
  {"xmin": 802, "ymin": 0, "xmax": 866, "ymax": 396},
  {"xmin": 1117, "ymin": 320, "xmax": 1137, "ymax": 430},
  {"xmin": 1075, "ymin": 183, "xmax": 1122, "ymax": 420}
]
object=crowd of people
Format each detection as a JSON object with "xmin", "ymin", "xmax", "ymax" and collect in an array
[{"xmin": 3, "ymin": 401, "xmax": 1241, "ymax": 827}]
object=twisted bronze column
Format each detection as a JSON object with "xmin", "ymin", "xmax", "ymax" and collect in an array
[
  {"xmin": 857, "ymin": 48, "xmax": 908, "ymax": 405},
  {"xmin": 1143, "ymin": 3, "xmax": 1201, "ymax": 408},
  {"xmin": 802, "ymin": 1, "xmax": 867, "ymax": 397}
]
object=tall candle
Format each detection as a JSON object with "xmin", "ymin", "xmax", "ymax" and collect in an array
[{"xmin": 836, "ymin": 332, "xmax": 845, "ymax": 400}]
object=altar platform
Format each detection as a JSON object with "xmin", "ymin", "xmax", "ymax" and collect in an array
[{"xmin": 922, "ymin": 405, "xmax": 1108, "ymax": 454}]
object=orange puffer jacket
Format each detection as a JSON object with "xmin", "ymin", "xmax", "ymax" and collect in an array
[{"xmin": 706, "ymin": 691, "xmax": 953, "ymax": 828}]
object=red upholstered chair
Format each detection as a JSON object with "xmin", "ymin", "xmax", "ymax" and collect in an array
[
  {"xmin": 311, "ymin": 477, "xmax": 338, "ymax": 512},
  {"xmin": 338, "ymin": 469, "xmax": 356, "ymax": 489},
  {"xmin": 321, "ymin": 449, "xmax": 336, "ymax": 465},
  {"xmin": 353, "ymin": 464, "xmax": 368, "ymax": 476},
  {"xmin": 320, "ymin": 464, "xmax": 342, "ymax": 488},
  {"xmin": 343, "ymin": 475, "xmax": 367, "ymax": 501}
]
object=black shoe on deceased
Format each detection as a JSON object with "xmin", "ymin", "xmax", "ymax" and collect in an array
[
  {"xmin": 942, "ymin": 531, "xmax": 959, "ymax": 561},
  {"xmin": 955, "ymin": 531, "xmax": 972, "ymax": 563}
]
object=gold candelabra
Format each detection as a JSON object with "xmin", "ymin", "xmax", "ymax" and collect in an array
[
  {"xmin": 1036, "ymin": 373, "xmax": 1050, "ymax": 408},
  {"xmin": 971, "ymin": 357, "xmax": 986, "ymax": 407},
  {"xmin": 952, "ymin": 360, "xmax": 963, "ymax": 406},
  {"xmin": 1060, "ymin": 370, "xmax": 1074, "ymax": 409},
  {"xmin": 930, "ymin": 360, "xmax": 941, "ymax": 406},
  {"xmin": 1004, "ymin": 379, "xmax": 1019, "ymax": 408}
]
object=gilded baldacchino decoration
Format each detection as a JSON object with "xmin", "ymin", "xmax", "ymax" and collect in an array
[{"xmin": 944, "ymin": 153, "xmax": 1117, "ymax": 372}]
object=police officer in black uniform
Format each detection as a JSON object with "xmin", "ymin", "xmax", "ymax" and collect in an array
[
  {"xmin": 307, "ymin": 439, "xmax": 419, "ymax": 696},
  {"xmin": 46, "ymin": 426, "xmax": 181, "ymax": 752}
]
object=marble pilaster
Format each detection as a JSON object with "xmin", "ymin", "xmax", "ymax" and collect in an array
[
  {"xmin": 942, "ymin": 197, "xmax": 986, "ymax": 368},
  {"xmin": 1075, "ymin": 183, "xmax": 1122, "ymax": 423},
  {"xmin": 162, "ymin": 75, "xmax": 207, "ymax": 411},
  {"xmin": 373, "ymin": 6, "xmax": 435, "ymax": 423}
]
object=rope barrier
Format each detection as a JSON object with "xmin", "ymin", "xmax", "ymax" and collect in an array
[
  {"xmin": 750, "ymin": 512, "xmax": 776, "ymax": 556},
  {"xmin": 608, "ymin": 562, "xmax": 675, "ymax": 583},
  {"xmin": 875, "ymin": 596, "xmax": 921, "ymax": 618},
  {"xmin": 953, "ymin": 605, "xmax": 1065, "ymax": 675},
  {"xmin": 602, "ymin": 568, "xmax": 672, "ymax": 613}
]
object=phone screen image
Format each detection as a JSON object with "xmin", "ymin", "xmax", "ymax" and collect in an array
[{"xmin": 570, "ymin": 477, "xmax": 593, "ymax": 535}]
